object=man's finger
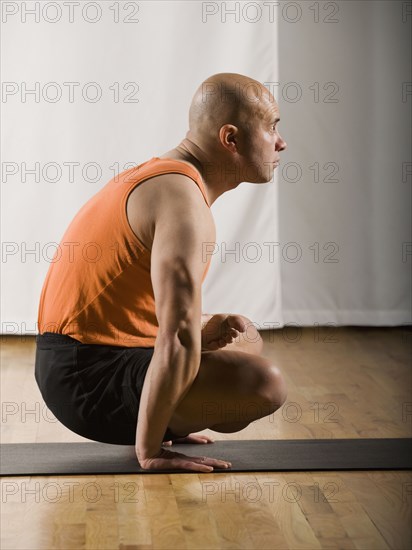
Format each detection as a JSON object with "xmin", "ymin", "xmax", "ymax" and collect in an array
[
  {"xmin": 172, "ymin": 450, "xmax": 231, "ymax": 468},
  {"xmin": 171, "ymin": 459, "xmax": 214, "ymax": 473},
  {"xmin": 188, "ymin": 435, "xmax": 214, "ymax": 444},
  {"xmin": 191, "ymin": 455, "xmax": 232, "ymax": 469}
]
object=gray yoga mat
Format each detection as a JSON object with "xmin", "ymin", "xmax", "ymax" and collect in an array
[{"xmin": 1, "ymin": 439, "xmax": 411, "ymax": 476}]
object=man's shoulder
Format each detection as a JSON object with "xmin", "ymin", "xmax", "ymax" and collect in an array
[
  {"xmin": 126, "ymin": 172, "xmax": 214, "ymax": 252},
  {"xmin": 128, "ymin": 171, "xmax": 210, "ymax": 214}
]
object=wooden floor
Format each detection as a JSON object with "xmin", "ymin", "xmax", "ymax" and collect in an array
[{"xmin": 1, "ymin": 326, "xmax": 411, "ymax": 549}]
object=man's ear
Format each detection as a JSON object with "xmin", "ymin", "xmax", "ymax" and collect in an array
[{"xmin": 219, "ymin": 124, "xmax": 239, "ymax": 153}]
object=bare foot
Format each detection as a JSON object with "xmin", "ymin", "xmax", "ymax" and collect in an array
[
  {"xmin": 162, "ymin": 433, "xmax": 214, "ymax": 446},
  {"xmin": 201, "ymin": 314, "xmax": 246, "ymax": 351}
]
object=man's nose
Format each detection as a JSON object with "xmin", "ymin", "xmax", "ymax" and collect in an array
[{"xmin": 276, "ymin": 134, "xmax": 287, "ymax": 151}]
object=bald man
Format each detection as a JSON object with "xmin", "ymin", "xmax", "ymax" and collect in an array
[{"xmin": 35, "ymin": 73, "xmax": 287, "ymax": 473}]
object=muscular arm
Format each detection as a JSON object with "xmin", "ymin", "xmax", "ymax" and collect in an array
[{"xmin": 134, "ymin": 175, "xmax": 214, "ymax": 461}]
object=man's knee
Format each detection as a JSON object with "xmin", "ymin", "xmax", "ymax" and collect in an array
[
  {"xmin": 265, "ymin": 365, "xmax": 288, "ymax": 408},
  {"xmin": 218, "ymin": 360, "xmax": 287, "ymax": 425},
  {"xmin": 252, "ymin": 363, "xmax": 288, "ymax": 417}
]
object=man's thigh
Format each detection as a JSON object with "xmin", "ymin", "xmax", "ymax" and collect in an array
[{"xmin": 167, "ymin": 348, "xmax": 282, "ymax": 435}]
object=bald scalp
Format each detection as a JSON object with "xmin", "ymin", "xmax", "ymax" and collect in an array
[{"xmin": 188, "ymin": 73, "xmax": 274, "ymax": 142}]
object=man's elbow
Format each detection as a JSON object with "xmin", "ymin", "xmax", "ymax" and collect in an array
[
  {"xmin": 176, "ymin": 318, "xmax": 201, "ymax": 349},
  {"xmin": 156, "ymin": 320, "xmax": 201, "ymax": 357},
  {"xmin": 154, "ymin": 324, "xmax": 202, "ymax": 392}
]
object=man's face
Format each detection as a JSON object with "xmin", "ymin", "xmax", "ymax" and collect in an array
[{"xmin": 239, "ymin": 95, "xmax": 287, "ymax": 183}]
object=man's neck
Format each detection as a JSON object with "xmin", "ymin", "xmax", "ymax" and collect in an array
[{"xmin": 159, "ymin": 137, "xmax": 242, "ymax": 206}]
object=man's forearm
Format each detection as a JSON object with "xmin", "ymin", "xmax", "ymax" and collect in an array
[{"xmin": 135, "ymin": 335, "xmax": 201, "ymax": 460}]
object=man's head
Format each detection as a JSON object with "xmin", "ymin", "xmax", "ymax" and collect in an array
[{"xmin": 187, "ymin": 73, "xmax": 287, "ymax": 183}]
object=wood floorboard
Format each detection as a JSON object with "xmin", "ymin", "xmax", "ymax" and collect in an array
[{"xmin": 1, "ymin": 327, "xmax": 411, "ymax": 549}]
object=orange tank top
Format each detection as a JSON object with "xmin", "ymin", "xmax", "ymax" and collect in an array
[{"xmin": 37, "ymin": 157, "xmax": 212, "ymax": 347}]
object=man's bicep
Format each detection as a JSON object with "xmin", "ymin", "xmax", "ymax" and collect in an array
[{"xmin": 150, "ymin": 203, "xmax": 209, "ymax": 338}]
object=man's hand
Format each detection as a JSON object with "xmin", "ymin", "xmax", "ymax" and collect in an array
[
  {"xmin": 138, "ymin": 447, "xmax": 232, "ymax": 473},
  {"xmin": 201, "ymin": 314, "xmax": 246, "ymax": 351}
]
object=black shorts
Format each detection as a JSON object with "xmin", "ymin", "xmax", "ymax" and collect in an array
[{"xmin": 34, "ymin": 332, "xmax": 180, "ymax": 445}]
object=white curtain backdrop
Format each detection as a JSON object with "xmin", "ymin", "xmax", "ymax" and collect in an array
[
  {"xmin": 1, "ymin": 0, "xmax": 282, "ymax": 336},
  {"xmin": 278, "ymin": 0, "xmax": 411, "ymax": 326},
  {"xmin": 1, "ymin": 1, "xmax": 410, "ymax": 336}
]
